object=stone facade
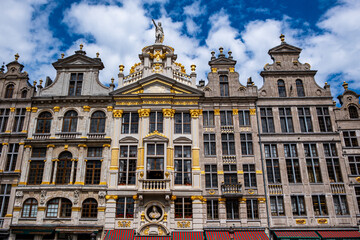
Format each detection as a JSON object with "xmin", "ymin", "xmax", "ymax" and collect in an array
[{"xmin": 0, "ymin": 36, "xmax": 359, "ymax": 240}]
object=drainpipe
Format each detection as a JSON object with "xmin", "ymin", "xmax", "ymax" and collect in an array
[{"xmin": 255, "ymin": 102, "xmax": 271, "ymax": 239}]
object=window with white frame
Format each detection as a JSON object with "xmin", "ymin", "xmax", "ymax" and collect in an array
[
  {"xmin": 270, "ymin": 196, "xmax": 285, "ymax": 216},
  {"xmin": 5, "ymin": 143, "xmax": 19, "ymax": 172},
  {"xmin": 175, "ymin": 198, "xmax": 192, "ymax": 219},
  {"xmin": 285, "ymin": 144, "xmax": 301, "ymax": 183},
  {"xmin": 343, "ymin": 131, "xmax": 358, "ymax": 147},
  {"xmin": 121, "ymin": 112, "xmax": 139, "ymax": 134},
  {"xmin": 116, "ymin": 197, "xmax": 134, "ymax": 218},
  {"xmin": 204, "ymin": 133, "xmax": 216, "ymax": 156},
  {"xmin": 22, "ymin": 198, "xmax": 38, "ymax": 218},
  {"xmin": 207, "ymin": 199, "xmax": 218, "ymax": 220},
  {"xmin": 298, "ymin": 107, "xmax": 313, "ymax": 132},
  {"xmin": 333, "ymin": 195, "xmax": 349, "ymax": 215},
  {"xmin": 265, "ymin": 144, "xmax": 281, "ymax": 183},
  {"xmin": 13, "ymin": 108, "xmax": 26, "ymax": 132},
  {"xmin": 240, "ymin": 133, "xmax": 253, "ymax": 155},
  {"xmin": 305, "ymin": 144, "xmax": 322, "ymax": 183},
  {"xmin": 279, "ymin": 108, "xmax": 294, "ymax": 133},
  {"xmin": 291, "ymin": 195, "xmax": 306, "ymax": 216},
  {"xmin": 174, "ymin": 112, "xmax": 191, "ymax": 134},
  {"xmin": 149, "ymin": 111, "xmax": 163, "ymax": 133},
  {"xmin": 312, "ymin": 195, "xmax": 328, "ymax": 216},
  {"xmin": 146, "ymin": 143, "xmax": 164, "ymax": 179},
  {"xmin": 118, "ymin": 146, "xmax": 137, "ymax": 185},
  {"xmin": 205, "ymin": 165, "xmax": 218, "ymax": 189},
  {"xmin": 46, "ymin": 198, "xmax": 72, "ymax": 218},
  {"xmin": 324, "ymin": 143, "xmax": 342, "ymax": 183},
  {"xmin": 174, "ymin": 146, "xmax": 192, "ymax": 185}
]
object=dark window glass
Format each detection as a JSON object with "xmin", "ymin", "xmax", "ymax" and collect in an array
[
  {"xmin": 224, "ymin": 164, "xmax": 237, "ymax": 184},
  {"xmin": 305, "ymin": 144, "xmax": 322, "ymax": 183},
  {"xmin": 22, "ymin": 198, "xmax": 38, "ymax": 218},
  {"xmin": 121, "ymin": 113, "xmax": 139, "ymax": 134},
  {"xmin": 68, "ymin": 73, "xmax": 83, "ymax": 96},
  {"xmin": 13, "ymin": 108, "xmax": 26, "ymax": 132},
  {"xmin": 278, "ymin": 80, "xmax": 286, "ymax": 97},
  {"xmin": 205, "ymin": 165, "xmax": 218, "ymax": 188},
  {"xmin": 349, "ymin": 156, "xmax": 360, "ymax": 175},
  {"xmin": 343, "ymin": 131, "xmax": 358, "ymax": 147},
  {"xmin": 118, "ymin": 146, "xmax": 137, "ymax": 185},
  {"xmin": 207, "ymin": 200, "xmax": 218, "ymax": 219},
  {"xmin": 81, "ymin": 198, "xmax": 97, "ymax": 218},
  {"xmin": 174, "ymin": 113, "xmax": 191, "ymax": 134},
  {"xmin": 260, "ymin": 108, "xmax": 274, "ymax": 133},
  {"xmin": 312, "ymin": 195, "xmax": 328, "ymax": 216},
  {"xmin": 265, "ymin": 144, "xmax": 281, "ymax": 183},
  {"xmin": 87, "ymin": 147, "xmax": 103, "ymax": 158},
  {"xmin": 174, "ymin": 146, "xmax": 192, "ymax": 185},
  {"xmin": 296, "ymin": 79, "xmax": 305, "ymax": 97},
  {"xmin": 291, "ymin": 195, "xmax": 306, "ymax": 216},
  {"xmin": 226, "ymin": 199, "xmax": 239, "ymax": 219},
  {"xmin": 90, "ymin": 111, "xmax": 106, "ymax": 133},
  {"xmin": 204, "ymin": 133, "xmax": 216, "ymax": 156},
  {"xmin": 55, "ymin": 151, "xmax": 73, "ymax": 185},
  {"xmin": 221, "ymin": 133, "xmax": 235, "ymax": 155},
  {"xmin": 0, "ymin": 109, "xmax": 10, "ymax": 132},
  {"xmin": 298, "ymin": 107, "xmax": 313, "ymax": 132},
  {"xmin": 285, "ymin": 144, "xmax": 301, "ymax": 183},
  {"xmin": 21, "ymin": 90, "xmax": 27, "ymax": 98},
  {"xmin": 240, "ymin": 133, "xmax": 253, "ymax": 155},
  {"xmin": 324, "ymin": 143, "xmax": 342, "ymax": 183},
  {"xmin": 6, "ymin": 143, "xmax": 19, "ymax": 172},
  {"xmin": 85, "ymin": 161, "xmax": 101, "ymax": 185},
  {"xmin": 149, "ymin": 112, "xmax": 163, "ymax": 133},
  {"xmin": 243, "ymin": 164, "xmax": 256, "ymax": 188},
  {"xmin": 246, "ymin": 199, "xmax": 258, "ymax": 219},
  {"xmin": 175, "ymin": 198, "xmax": 192, "ymax": 219},
  {"xmin": 349, "ymin": 106, "xmax": 359, "ymax": 119},
  {"xmin": 0, "ymin": 184, "xmax": 11, "ymax": 217},
  {"xmin": 5, "ymin": 84, "xmax": 14, "ymax": 98},
  {"xmin": 146, "ymin": 144, "xmax": 164, "ymax": 180},
  {"xmin": 203, "ymin": 111, "xmax": 214, "ymax": 126},
  {"xmin": 220, "ymin": 75, "xmax": 229, "ymax": 96},
  {"xmin": 46, "ymin": 198, "xmax": 72, "ymax": 218},
  {"xmin": 36, "ymin": 111, "xmax": 52, "ymax": 133},
  {"xmin": 333, "ymin": 195, "xmax": 349, "ymax": 215},
  {"xmin": 239, "ymin": 110, "xmax": 250, "ymax": 126},
  {"xmin": 220, "ymin": 111, "xmax": 233, "ymax": 126},
  {"xmin": 279, "ymin": 108, "xmax": 294, "ymax": 133},
  {"xmin": 317, "ymin": 107, "xmax": 332, "ymax": 132},
  {"xmin": 355, "ymin": 187, "xmax": 360, "ymax": 212},
  {"xmin": 270, "ymin": 196, "xmax": 285, "ymax": 216},
  {"xmin": 62, "ymin": 110, "xmax": 78, "ymax": 132},
  {"xmin": 27, "ymin": 161, "xmax": 44, "ymax": 185},
  {"xmin": 116, "ymin": 197, "xmax": 134, "ymax": 218}
]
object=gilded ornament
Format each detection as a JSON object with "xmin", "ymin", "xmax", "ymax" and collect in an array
[
  {"xmin": 141, "ymin": 212, "xmax": 145, "ymax": 221},
  {"xmin": 208, "ymin": 189, "xmax": 215, "ymax": 195},
  {"xmin": 356, "ymin": 177, "xmax": 360, "ymax": 183},
  {"xmin": 229, "ymin": 67, "xmax": 235, "ymax": 72},
  {"xmin": 53, "ymin": 106, "xmax": 60, "ymax": 112},
  {"xmin": 118, "ymin": 220, "xmax": 131, "ymax": 228},
  {"xmin": 105, "ymin": 195, "xmax": 118, "ymax": 200},
  {"xmin": 232, "ymin": 109, "xmax": 238, "ymax": 115},
  {"xmin": 162, "ymin": 108, "xmax": 175, "ymax": 118},
  {"xmin": 31, "ymin": 107, "xmax": 38, "ymax": 113},
  {"xmin": 113, "ymin": 109, "xmax": 123, "ymax": 118},
  {"xmin": 26, "ymin": 107, "xmax": 32, "ymax": 112},
  {"xmin": 171, "ymin": 195, "xmax": 177, "ymax": 201},
  {"xmin": 177, "ymin": 221, "xmax": 191, "ymax": 228},
  {"xmin": 248, "ymin": 189, "xmax": 255, "ymax": 194},
  {"xmin": 258, "ymin": 198, "xmax": 266, "ymax": 203},
  {"xmin": 218, "ymin": 198, "xmax": 226, "ymax": 203},
  {"xmin": 138, "ymin": 109, "xmax": 151, "ymax": 117},
  {"xmin": 189, "ymin": 109, "xmax": 201, "ymax": 118},
  {"xmin": 239, "ymin": 198, "xmax": 246, "ymax": 203},
  {"xmin": 119, "ymin": 65, "xmax": 125, "ymax": 73},
  {"xmin": 10, "ymin": 107, "xmax": 15, "ymax": 112},
  {"xmin": 211, "ymin": 67, "xmax": 217, "ymax": 73},
  {"xmin": 78, "ymin": 144, "xmax": 87, "ymax": 148},
  {"xmin": 317, "ymin": 218, "xmax": 328, "ymax": 224},
  {"xmin": 15, "ymin": 53, "xmax": 19, "ymax": 61},
  {"xmin": 83, "ymin": 106, "xmax": 90, "ymax": 112},
  {"xmin": 296, "ymin": 219, "xmax": 306, "ymax": 224},
  {"xmin": 163, "ymin": 212, "xmax": 167, "ymax": 221},
  {"xmin": 249, "ymin": 108, "xmax": 256, "ymax": 115},
  {"xmin": 191, "ymin": 64, "xmax": 196, "ymax": 72},
  {"xmin": 214, "ymin": 109, "xmax": 220, "ymax": 115}
]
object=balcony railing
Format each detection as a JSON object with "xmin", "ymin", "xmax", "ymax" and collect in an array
[
  {"xmin": 331, "ymin": 183, "xmax": 345, "ymax": 194},
  {"xmin": 139, "ymin": 179, "xmax": 170, "ymax": 191},
  {"xmin": 33, "ymin": 133, "xmax": 51, "ymax": 139},
  {"xmin": 221, "ymin": 183, "xmax": 242, "ymax": 196},
  {"xmin": 268, "ymin": 184, "xmax": 283, "ymax": 194},
  {"xmin": 87, "ymin": 133, "xmax": 106, "ymax": 139},
  {"xmin": 55, "ymin": 132, "xmax": 81, "ymax": 139},
  {"xmin": 223, "ymin": 155, "xmax": 236, "ymax": 164},
  {"xmin": 221, "ymin": 125, "xmax": 234, "ymax": 133}
]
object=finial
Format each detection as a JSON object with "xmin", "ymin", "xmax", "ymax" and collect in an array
[
  {"xmin": 211, "ymin": 51, "xmax": 215, "ymax": 57},
  {"xmin": 342, "ymin": 81, "xmax": 348, "ymax": 90},
  {"xmin": 61, "ymin": 53, "xmax": 64, "ymax": 59},
  {"xmin": 0, "ymin": 62, "xmax": 4, "ymax": 72},
  {"xmin": 228, "ymin": 51, "xmax": 232, "ymax": 58},
  {"xmin": 39, "ymin": 79, "xmax": 43, "ymax": 85},
  {"xmin": 280, "ymin": 34, "xmax": 285, "ymax": 42},
  {"xmin": 96, "ymin": 52, "xmax": 99, "ymax": 58},
  {"xmin": 80, "ymin": 43, "xmax": 83, "ymax": 50},
  {"xmin": 15, "ymin": 53, "xmax": 19, "ymax": 61},
  {"xmin": 325, "ymin": 82, "xmax": 328, "ymax": 86},
  {"xmin": 111, "ymin": 77, "xmax": 114, "ymax": 84},
  {"xmin": 219, "ymin": 47, "xmax": 224, "ymax": 54},
  {"xmin": 33, "ymin": 81, "xmax": 37, "ymax": 87},
  {"xmin": 119, "ymin": 65, "xmax": 124, "ymax": 73},
  {"xmin": 191, "ymin": 64, "xmax": 196, "ymax": 72}
]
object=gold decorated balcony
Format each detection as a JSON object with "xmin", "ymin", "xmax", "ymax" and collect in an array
[
  {"xmin": 221, "ymin": 125, "xmax": 234, "ymax": 133},
  {"xmin": 268, "ymin": 184, "xmax": 283, "ymax": 194},
  {"xmin": 221, "ymin": 183, "xmax": 242, "ymax": 196}
]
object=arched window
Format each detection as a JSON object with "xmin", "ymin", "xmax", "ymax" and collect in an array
[
  {"xmin": 349, "ymin": 106, "xmax": 359, "ymax": 119},
  {"xmin": 62, "ymin": 110, "xmax": 78, "ymax": 132},
  {"xmin": 5, "ymin": 84, "xmax": 14, "ymax": 98},
  {"xmin": 55, "ymin": 152, "xmax": 73, "ymax": 185},
  {"xmin": 46, "ymin": 198, "xmax": 72, "ymax": 218},
  {"xmin": 82, "ymin": 198, "xmax": 98, "ymax": 218},
  {"xmin": 90, "ymin": 111, "xmax": 106, "ymax": 133},
  {"xmin": 22, "ymin": 198, "xmax": 38, "ymax": 218},
  {"xmin": 36, "ymin": 112, "xmax": 52, "ymax": 133},
  {"xmin": 21, "ymin": 90, "xmax": 27, "ymax": 98},
  {"xmin": 296, "ymin": 79, "xmax": 305, "ymax": 97},
  {"xmin": 277, "ymin": 80, "xmax": 286, "ymax": 97},
  {"xmin": 220, "ymin": 75, "xmax": 229, "ymax": 97}
]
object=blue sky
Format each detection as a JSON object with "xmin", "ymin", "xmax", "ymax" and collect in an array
[{"xmin": 0, "ymin": 0, "xmax": 359, "ymax": 101}]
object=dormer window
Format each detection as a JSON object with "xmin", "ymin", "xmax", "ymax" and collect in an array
[
  {"xmin": 277, "ymin": 80, "xmax": 286, "ymax": 97},
  {"xmin": 68, "ymin": 73, "xmax": 83, "ymax": 96},
  {"xmin": 21, "ymin": 90, "xmax": 27, "ymax": 98},
  {"xmin": 349, "ymin": 106, "xmax": 359, "ymax": 119},
  {"xmin": 5, "ymin": 84, "xmax": 14, "ymax": 98},
  {"xmin": 220, "ymin": 75, "xmax": 229, "ymax": 96}
]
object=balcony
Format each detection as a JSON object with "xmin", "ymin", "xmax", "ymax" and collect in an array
[
  {"xmin": 221, "ymin": 183, "xmax": 242, "ymax": 196},
  {"xmin": 55, "ymin": 132, "xmax": 81, "ymax": 139},
  {"xmin": 138, "ymin": 179, "xmax": 171, "ymax": 193},
  {"xmin": 268, "ymin": 184, "xmax": 283, "ymax": 194},
  {"xmin": 331, "ymin": 183, "xmax": 345, "ymax": 194},
  {"xmin": 221, "ymin": 125, "xmax": 234, "ymax": 133},
  {"xmin": 87, "ymin": 133, "xmax": 106, "ymax": 139},
  {"xmin": 223, "ymin": 155, "xmax": 236, "ymax": 164},
  {"xmin": 32, "ymin": 133, "xmax": 50, "ymax": 139}
]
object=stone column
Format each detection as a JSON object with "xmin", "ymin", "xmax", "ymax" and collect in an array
[
  {"xmin": 52, "ymin": 106, "xmax": 61, "ymax": 136},
  {"xmin": 137, "ymin": 109, "xmax": 150, "ymax": 172},
  {"xmin": 100, "ymin": 144, "xmax": 110, "ymax": 185},
  {"xmin": 22, "ymin": 106, "xmax": 32, "ymax": 134},
  {"xmin": 7, "ymin": 107, "xmax": 16, "ymax": 133},
  {"xmin": 163, "ymin": 109, "xmax": 175, "ymax": 182},
  {"xmin": 81, "ymin": 105, "xmax": 91, "ymax": 137},
  {"xmin": 41, "ymin": 144, "xmax": 55, "ymax": 185},
  {"xmin": 191, "ymin": 196, "xmax": 205, "ymax": 230},
  {"xmin": 218, "ymin": 198, "xmax": 227, "ymax": 225},
  {"xmin": 0, "ymin": 143, "xmax": 9, "ymax": 171},
  {"xmin": 19, "ymin": 145, "xmax": 31, "ymax": 185},
  {"xmin": 239, "ymin": 197, "xmax": 247, "ymax": 226},
  {"xmin": 14, "ymin": 143, "xmax": 25, "ymax": 173},
  {"xmin": 51, "ymin": 160, "xmax": 59, "ymax": 184},
  {"xmin": 257, "ymin": 198, "xmax": 267, "ymax": 225},
  {"xmin": 75, "ymin": 144, "xmax": 87, "ymax": 185},
  {"xmin": 109, "ymin": 109, "xmax": 122, "ymax": 188},
  {"xmin": 104, "ymin": 195, "xmax": 118, "ymax": 229},
  {"xmin": 69, "ymin": 159, "xmax": 76, "ymax": 184},
  {"xmin": 190, "ymin": 109, "xmax": 202, "ymax": 189}
]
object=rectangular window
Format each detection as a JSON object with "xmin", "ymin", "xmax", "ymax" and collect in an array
[
  {"xmin": 149, "ymin": 111, "xmax": 163, "ymax": 133},
  {"xmin": 312, "ymin": 195, "xmax": 328, "ymax": 216},
  {"xmin": 220, "ymin": 111, "xmax": 233, "ymax": 126},
  {"xmin": 175, "ymin": 198, "xmax": 192, "ymax": 219},
  {"xmin": 279, "ymin": 108, "xmax": 294, "ymax": 132},
  {"xmin": 265, "ymin": 144, "xmax": 281, "ymax": 183},
  {"xmin": 270, "ymin": 196, "xmax": 285, "ymax": 216},
  {"xmin": 203, "ymin": 111, "xmax": 214, "ymax": 126},
  {"xmin": 343, "ymin": 131, "xmax": 358, "ymax": 147},
  {"xmin": 146, "ymin": 143, "xmax": 164, "ymax": 179},
  {"xmin": 85, "ymin": 161, "xmax": 101, "ymax": 185},
  {"xmin": 349, "ymin": 156, "xmax": 360, "ymax": 175},
  {"xmin": 204, "ymin": 134, "xmax": 216, "ymax": 156},
  {"xmin": 221, "ymin": 133, "xmax": 235, "ymax": 155},
  {"xmin": 31, "ymin": 147, "xmax": 47, "ymax": 158},
  {"xmin": 27, "ymin": 161, "xmax": 44, "ymax": 185},
  {"xmin": 220, "ymin": 75, "xmax": 229, "ymax": 97},
  {"xmin": 224, "ymin": 164, "xmax": 237, "ymax": 184},
  {"xmin": 243, "ymin": 164, "xmax": 257, "ymax": 188},
  {"xmin": 304, "ymin": 143, "xmax": 322, "ymax": 183},
  {"xmin": 205, "ymin": 165, "xmax": 218, "ymax": 189},
  {"xmin": 174, "ymin": 146, "xmax": 192, "ymax": 185},
  {"xmin": 285, "ymin": 144, "xmax": 301, "ymax": 183},
  {"xmin": 207, "ymin": 199, "xmax": 218, "ymax": 220},
  {"xmin": 239, "ymin": 110, "xmax": 250, "ymax": 126},
  {"xmin": 355, "ymin": 187, "xmax": 360, "ymax": 212},
  {"xmin": 118, "ymin": 146, "xmax": 137, "ymax": 185},
  {"xmin": 116, "ymin": 197, "xmax": 134, "ymax": 218},
  {"xmin": 298, "ymin": 107, "xmax": 313, "ymax": 132},
  {"xmin": 0, "ymin": 184, "xmax": 11, "ymax": 218},
  {"xmin": 333, "ymin": 195, "xmax": 349, "ymax": 215},
  {"xmin": 317, "ymin": 107, "xmax": 332, "ymax": 132},
  {"xmin": 240, "ymin": 133, "xmax": 253, "ymax": 155},
  {"xmin": 5, "ymin": 143, "xmax": 19, "ymax": 171},
  {"xmin": 87, "ymin": 147, "xmax": 103, "ymax": 158},
  {"xmin": 324, "ymin": 143, "xmax": 342, "ymax": 183},
  {"xmin": 260, "ymin": 108, "xmax": 275, "ymax": 133},
  {"xmin": 13, "ymin": 108, "xmax": 26, "ymax": 132},
  {"xmin": 226, "ymin": 199, "xmax": 239, "ymax": 219},
  {"xmin": 0, "ymin": 109, "xmax": 10, "ymax": 132},
  {"xmin": 291, "ymin": 195, "xmax": 306, "ymax": 216},
  {"xmin": 175, "ymin": 113, "xmax": 191, "ymax": 134},
  {"xmin": 246, "ymin": 199, "xmax": 259, "ymax": 219},
  {"xmin": 68, "ymin": 73, "xmax": 83, "ymax": 96},
  {"xmin": 121, "ymin": 113, "xmax": 139, "ymax": 134}
]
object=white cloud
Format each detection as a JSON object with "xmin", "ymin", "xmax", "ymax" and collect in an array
[{"xmin": 183, "ymin": 0, "xmax": 206, "ymax": 18}]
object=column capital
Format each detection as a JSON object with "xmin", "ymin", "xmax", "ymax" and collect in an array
[
  {"xmin": 138, "ymin": 108, "xmax": 151, "ymax": 117},
  {"xmin": 47, "ymin": 144, "xmax": 55, "ymax": 148},
  {"xmin": 53, "ymin": 106, "xmax": 61, "ymax": 112},
  {"xmin": 214, "ymin": 109, "xmax": 220, "ymax": 115},
  {"xmin": 189, "ymin": 109, "xmax": 201, "ymax": 118},
  {"xmin": 249, "ymin": 108, "xmax": 256, "ymax": 115},
  {"xmin": 83, "ymin": 106, "xmax": 91, "ymax": 112},
  {"xmin": 162, "ymin": 108, "xmax": 175, "ymax": 118},
  {"xmin": 113, "ymin": 109, "xmax": 123, "ymax": 118},
  {"xmin": 232, "ymin": 109, "xmax": 238, "ymax": 115}
]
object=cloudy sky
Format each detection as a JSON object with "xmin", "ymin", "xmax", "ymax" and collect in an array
[{"xmin": 0, "ymin": 0, "xmax": 360, "ymax": 100}]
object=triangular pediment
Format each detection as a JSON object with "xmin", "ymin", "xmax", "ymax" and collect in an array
[
  {"xmin": 52, "ymin": 52, "xmax": 104, "ymax": 70},
  {"xmin": 269, "ymin": 42, "xmax": 302, "ymax": 54},
  {"xmin": 209, "ymin": 57, "xmax": 237, "ymax": 65},
  {"xmin": 110, "ymin": 73, "xmax": 203, "ymax": 96}
]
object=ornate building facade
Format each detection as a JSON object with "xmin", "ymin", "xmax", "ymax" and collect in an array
[{"xmin": 0, "ymin": 33, "xmax": 360, "ymax": 240}]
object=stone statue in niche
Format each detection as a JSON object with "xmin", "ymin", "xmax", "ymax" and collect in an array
[{"xmin": 147, "ymin": 205, "xmax": 162, "ymax": 221}]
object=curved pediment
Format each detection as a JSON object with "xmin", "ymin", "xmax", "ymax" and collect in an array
[
  {"xmin": 119, "ymin": 136, "xmax": 139, "ymax": 143},
  {"xmin": 173, "ymin": 136, "xmax": 192, "ymax": 144}
]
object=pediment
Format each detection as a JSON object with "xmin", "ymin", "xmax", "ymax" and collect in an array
[
  {"xmin": 111, "ymin": 73, "xmax": 203, "ymax": 96},
  {"xmin": 209, "ymin": 57, "xmax": 236, "ymax": 65},
  {"xmin": 143, "ymin": 131, "xmax": 168, "ymax": 142},
  {"xmin": 269, "ymin": 43, "xmax": 302, "ymax": 54},
  {"xmin": 119, "ymin": 136, "xmax": 139, "ymax": 143},
  {"xmin": 173, "ymin": 136, "xmax": 192, "ymax": 144},
  {"xmin": 52, "ymin": 53, "xmax": 104, "ymax": 70}
]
